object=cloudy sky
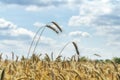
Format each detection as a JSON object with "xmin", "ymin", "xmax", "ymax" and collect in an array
[{"xmin": 0, "ymin": 0, "xmax": 120, "ymax": 59}]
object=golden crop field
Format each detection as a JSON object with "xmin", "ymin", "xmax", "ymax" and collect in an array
[{"xmin": 0, "ymin": 54, "xmax": 120, "ymax": 80}]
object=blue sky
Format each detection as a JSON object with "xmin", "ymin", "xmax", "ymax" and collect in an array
[{"xmin": 0, "ymin": 0, "xmax": 120, "ymax": 59}]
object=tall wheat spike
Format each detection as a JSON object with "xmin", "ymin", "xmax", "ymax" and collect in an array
[
  {"xmin": 72, "ymin": 42, "xmax": 80, "ymax": 55},
  {"xmin": 94, "ymin": 54, "xmax": 101, "ymax": 57},
  {"xmin": 46, "ymin": 25, "xmax": 59, "ymax": 34},
  {"xmin": 51, "ymin": 21, "xmax": 62, "ymax": 32},
  {"xmin": 44, "ymin": 54, "xmax": 51, "ymax": 62},
  {"xmin": 0, "ymin": 53, "xmax": 2, "ymax": 61}
]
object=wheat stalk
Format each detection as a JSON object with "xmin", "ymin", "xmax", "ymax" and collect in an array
[
  {"xmin": 58, "ymin": 42, "xmax": 71, "ymax": 56},
  {"xmin": 94, "ymin": 71, "xmax": 104, "ymax": 80},
  {"xmin": 111, "ymin": 61, "xmax": 118, "ymax": 72},
  {"xmin": 66, "ymin": 70, "xmax": 82, "ymax": 80},
  {"xmin": 32, "ymin": 27, "xmax": 46, "ymax": 54},
  {"xmin": 0, "ymin": 69, "xmax": 5, "ymax": 80},
  {"xmin": 27, "ymin": 26, "xmax": 44, "ymax": 58},
  {"xmin": 51, "ymin": 52, "xmax": 54, "ymax": 61}
]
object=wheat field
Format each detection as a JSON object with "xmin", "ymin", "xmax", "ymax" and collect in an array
[{"xmin": 0, "ymin": 54, "xmax": 120, "ymax": 80}]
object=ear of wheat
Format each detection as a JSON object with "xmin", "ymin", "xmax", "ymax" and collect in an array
[
  {"xmin": 51, "ymin": 21, "xmax": 62, "ymax": 32},
  {"xmin": 72, "ymin": 42, "xmax": 80, "ymax": 56},
  {"xmin": 94, "ymin": 54, "xmax": 101, "ymax": 57},
  {"xmin": 46, "ymin": 25, "xmax": 59, "ymax": 34}
]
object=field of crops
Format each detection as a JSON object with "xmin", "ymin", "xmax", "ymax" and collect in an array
[{"xmin": 0, "ymin": 54, "xmax": 120, "ymax": 80}]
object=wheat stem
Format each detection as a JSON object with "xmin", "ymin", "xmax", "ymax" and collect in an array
[
  {"xmin": 27, "ymin": 26, "xmax": 44, "ymax": 58},
  {"xmin": 32, "ymin": 27, "xmax": 46, "ymax": 54}
]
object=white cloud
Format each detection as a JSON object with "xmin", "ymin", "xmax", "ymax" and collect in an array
[
  {"xmin": 24, "ymin": 0, "xmax": 83, "ymax": 12},
  {"xmin": 69, "ymin": 31, "xmax": 90, "ymax": 38},
  {"xmin": 68, "ymin": 0, "xmax": 112, "ymax": 27},
  {"xmin": 25, "ymin": 5, "xmax": 40, "ymax": 12},
  {"xmin": 80, "ymin": 0, "xmax": 111, "ymax": 15},
  {"xmin": 38, "ymin": 36, "xmax": 56, "ymax": 45},
  {"xmin": 82, "ymin": 32, "xmax": 91, "ymax": 38},
  {"xmin": 0, "ymin": 0, "xmax": 82, "ymax": 12},
  {"xmin": 0, "ymin": 18, "xmax": 35, "ymax": 38},
  {"xmin": 66, "ymin": 0, "xmax": 82, "ymax": 9},
  {"xmin": 68, "ymin": 15, "xmax": 95, "ymax": 26},
  {"xmin": 0, "ymin": 0, "xmax": 79, "ymax": 8},
  {"xmin": 68, "ymin": 0, "xmax": 120, "ymax": 49},
  {"xmin": 95, "ymin": 26, "xmax": 120, "ymax": 36},
  {"xmin": 0, "ymin": 40, "xmax": 25, "ymax": 47},
  {"xmin": 33, "ymin": 22, "xmax": 45, "ymax": 27},
  {"xmin": 107, "ymin": 41, "xmax": 120, "ymax": 47},
  {"xmin": 10, "ymin": 28, "xmax": 34, "ymax": 38},
  {"xmin": 95, "ymin": 26, "xmax": 120, "ymax": 47},
  {"xmin": 25, "ymin": 5, "xmax": 55, "ymax": 12},
  {"xmin": 0, "ymin": 18, "xmax": 16, "ymax": 29}
]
